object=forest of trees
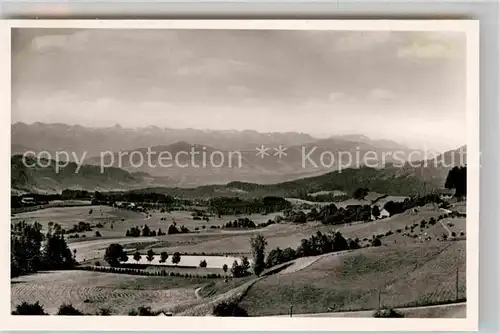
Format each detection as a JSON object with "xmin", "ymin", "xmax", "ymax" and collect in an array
[
  {"xmin": 265, "ymin": 230, "xmax": 360, "ymax": 269},
  {"xmin": 280, "ymin": 193, "xmax": 445, "ymax": 226},
  {"xmin": 11, "ymin": 221, "xmax": 75, "ymax": 277}
]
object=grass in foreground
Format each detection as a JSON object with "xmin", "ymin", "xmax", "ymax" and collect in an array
[
  {"xmin": 114, "ymin": 275, "xmax": 210, "ymax": 290},
  {"xmin": 198, "ymin": 277, "xmax": 255, "ymax": 299},
  {"xmin": 11, "ymin": 270, "xmax": 212, "ymax": 315}
]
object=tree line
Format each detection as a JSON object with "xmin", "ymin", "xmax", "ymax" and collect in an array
[
  {"xmin": 208, "ymin": 196, "xmax": 292, "ymax": 216},
  {"xmin": 125, "ymin": 223, "xmax": 189, "ymax": 237}
]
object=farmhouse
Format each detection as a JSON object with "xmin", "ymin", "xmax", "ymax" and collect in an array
[
  {"xmin": 20, "ymin": 197, "xmax": 35, "ymax": 205},
  {"xmin": 371, "ymin": 208, "xmax": 390, "ymax": 220},
  {"xmin": 380, "ymin": 208, "xmax": 390, "ymax": 218}
]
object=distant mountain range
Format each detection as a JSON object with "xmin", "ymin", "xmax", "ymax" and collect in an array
[
  {"xmin": 12, "ymin": 122, "xmax": 433, "ymax": 187},
  {"xmin": 11, "ymin": 143, "xmax": 466, "ymax": 197},
  {"xmin": 11, "ymin": 122, "xmax": 317, "ymax": 157}
]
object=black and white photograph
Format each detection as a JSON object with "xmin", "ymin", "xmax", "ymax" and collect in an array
[{"xmin": 3, "ymin": 20, "xmax": 479, "ymax": 331}]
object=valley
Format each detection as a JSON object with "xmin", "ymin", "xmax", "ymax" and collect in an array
[{"xmin": 11, "ymin": 177, "xmax": 468, "ymax": 317}]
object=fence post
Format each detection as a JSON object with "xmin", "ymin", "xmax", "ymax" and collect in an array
[
  {"xmin": 378, "ymin": 288, "xmax": 382, "ymax": 309},
  {"xmin": 289, "ymin": 305, "xmax": 293, "ymax": 317}
]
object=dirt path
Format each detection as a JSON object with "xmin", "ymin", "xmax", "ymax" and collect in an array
[{"xmin": 194, "ymin": 287, "xmax": 202, "ymax": 299}]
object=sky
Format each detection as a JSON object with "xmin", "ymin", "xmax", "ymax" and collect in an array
[{"xmin": 12, "ymin": 28, "xmax": 466, "ymax": 151}]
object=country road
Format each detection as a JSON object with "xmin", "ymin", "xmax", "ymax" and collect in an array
[{"xmin": 269, "ymin": 302, "xmax": 466, "ymax": 318}]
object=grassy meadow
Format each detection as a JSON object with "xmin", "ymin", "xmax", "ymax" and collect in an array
[{"xmin": 11, "ymin": 199, "xmax": 467, "ymax": 316}]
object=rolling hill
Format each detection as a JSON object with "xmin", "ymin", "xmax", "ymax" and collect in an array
[
  {"xmin": 10, "ymin": 143, "xmax": 465, "ymax": 198},
  {"xmin": 10, "ymin": 155, "xmax": 172, "ymax": 195},
  {"xmin": 238, "ymin": 241, "xmax": 466, "ymax": 316},
  {"xmin": 81, "ymin": 138, "xmax": 428, "ymax": 186}
]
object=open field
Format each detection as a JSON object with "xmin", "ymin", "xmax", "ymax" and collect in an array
[
  {"xmin": 285, "ymin": 198, "xmax": 328, "ymax": 207},
  {"xmin": 11, "ymin": 270, "xmax": 211, "ymax": 315},
  {"xmin": 12, "ymin": 204, "xmax": 282, "ymax": 240},
  {"xmin": 11, "ymin": 201, "xmax": 467, "ymax": 318},
  {"xmin": 334, "ymin": 203, "xmax": 453, "ymax": 242},
  {"xmin": 148, "ymin": 222, "xmax": 332, "ymax": 255},
  {"xmin": 69, "ymin": 237, "xmax": 160, "ymax": 262},
  {"xmin": 147, "ymin": 203, "xmax": 453, "ymax": 255},
  {"xmin": 239, "ymin": 241, "xmax": 466, "ymax": 316},
  {"xmin": 11, "ymin": 200, "xmax": 93, "ymax": 214},
  {"xmin": 11, "ymin": 205, "xmax": 145, "ymax": 236},
  {"xmin": 65, "ymin": 201, "xmax": 463, "ymax": 265}
]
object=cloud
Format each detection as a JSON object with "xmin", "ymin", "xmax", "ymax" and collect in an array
[
  {"xmin": 398, "ymin": 42, "xmax": 456, "ymax": 59},
  {"xmin": 369, "ymin": 89, "xmax": 396, "ymax": 100},
  {"xmin": 327, "ymin": 92, "xmax": 346, "ymax": 102},
  {"xmin": 176, "ymin": 58, "xmax": 258, "ymax": 77},
  {"xmin": 397, "ymin": 32, "xmax": 464, "ymax": 59},
  {"xmin": 334, "ymin": 31, "xmax": 392, "ymax": 51},
  {"xmin": 31, "ymin": 34, "xmax": 70, "ymax": 50},
  {"xmin": 227, "ymin": 85, "xmax": 252, "ymax": 96}
]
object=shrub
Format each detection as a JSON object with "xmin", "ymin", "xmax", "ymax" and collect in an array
[
  {"xmin": 213, "ymin": 301, "xmax": 248, "ymax": 317},
  {"xmin": 57, "ymin": 303, "xmax": 84, "ymax": 315},
  {"xmin": 128, "ymin": 306, "xmax": 157, "ymax": 316},
  {"xmin": 12, "ymin": 301, "xmax": 47, "ymax": 315},
  {"xmin": 97, "ymin": 308, "xmax": 112, "ymax": 315},
  {"xmin": 373, "ymin": 308, "xmax": 404, "ymax": 318},
  {"xmin": 199, "ymin": 259, "xmax": 208, "ymax": 268},
  {"xmin": 347, "ymin": 238, "xmax": 361, "ymax": 250},
  {"xmin": 371, "ymin": 237, "xmax": 382, "ymax": 247},
  {"xmin": 104, "ymin": 244, "xmax": 128, "ymax": 267},
  {"xmin": 172, "ymin": 252, "xmax": 181, "ymax": 265},
  {"xmin": 146, "ymin": 249, "xmax": 155, "ymax": 263},
  {"xmin": 137, "ymin": 306, "xmax": 155, "ymax": 316}
]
